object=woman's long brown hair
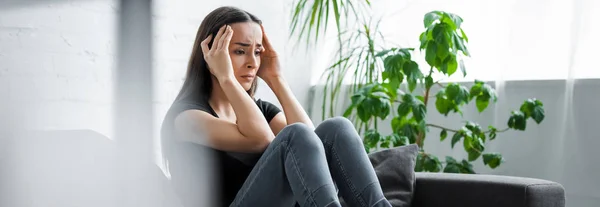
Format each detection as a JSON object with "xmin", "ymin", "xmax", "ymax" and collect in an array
[{"xmin": 175, "ymin": 6, "xmax": 262, "ymax": 103}]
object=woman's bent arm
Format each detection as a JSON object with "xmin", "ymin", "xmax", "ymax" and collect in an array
[{"xmin": 265, "ymin": 76, "xmax": 314, "ymax": 132}]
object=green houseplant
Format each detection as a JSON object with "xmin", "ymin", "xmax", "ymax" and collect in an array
[{"xmin": 289, "ymin": 1, "xmax": 545, "ymax": 173}]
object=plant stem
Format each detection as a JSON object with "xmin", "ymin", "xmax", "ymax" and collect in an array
[
  {"xmin": 426, "ymin": 123, "xmax": 510, "ymax": 134},
  {"xmin": 493, "ymin": 127, "xmax": 510, "ymax": 133},
  {"xmin": 374, "ymin": 118, "xmax": 378, "ymax": 131},
  {"xmin": 416, "ymin": 67, "xmax": 435, "ymax": 147},
  {"xmin": 426, "ymin": 123, "xmax": 460, "ymax": 133}
]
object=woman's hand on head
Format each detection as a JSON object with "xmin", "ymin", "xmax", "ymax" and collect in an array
[
  {"xmin": 257, "ymin": 25, "xmax": 283, "ymax": 81},
  {"xmin": 201, "ymin": 25, "xmax": 235, "ymax": 81}
]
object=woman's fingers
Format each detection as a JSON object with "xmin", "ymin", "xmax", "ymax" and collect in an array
[
  {"xmin": 218, "ymin": 25, "xmax": 233, "ymax": 51},
  {"xmin": 200, "ymin": 34, "xmax": 212, "ymax": 56},
  {"xmin": 224, "ymin": 26, "xmax": 234, "ymax": 49},
  {"xmin": 260, "ymin": 24, "xmax": 272, "ymax": 49},
  {"xmin": 212, "ymin": 25, "xmax": 227, "ymax": 50}
]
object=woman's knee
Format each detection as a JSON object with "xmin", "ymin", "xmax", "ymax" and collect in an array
[
  {"xmin": 315, "ymin": 117, "xmax": 361, "ymax": 143},
  {"xmin": 318, "ymin": 116, "xmax": 354, "ymax": 131},
  {"xmin": 278, "ymin": 123, "xmax": 324, "ymax": 152}
]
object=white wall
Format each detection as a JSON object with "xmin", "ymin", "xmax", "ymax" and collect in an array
[{"xmin": 0, "ymin": 0, "xmax": 118, "ymax": 137}]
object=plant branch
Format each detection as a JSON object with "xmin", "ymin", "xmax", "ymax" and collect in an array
[
  {"xmin": 486, "ymin": 127, "xmax": 510, "ymax": 133},
  {"xmin": 416, "ymin": 67, "xmax": 435, "ymax": 148},
  {"xmin": 426, "ymin": 123, "xmax": 511, "ymax": 134},
  {"xmin": 426, "ymin": 123, "xmax": 460, "ymax": 133}
]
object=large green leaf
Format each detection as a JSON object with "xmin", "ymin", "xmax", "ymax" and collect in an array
[
  {"xmin": 488, "ymin": 126, "xmax": 497, "ymax": 140},
  {"xmin": 459, "ymin": 59, "xmax": 467, "ymax": 77},
  {"xmin": 470, "ymin": 81, "xmax": 496, "ymax": 112},
  {"xmin": 397, "ymin": 102, "xmax": 411, "ymax": 117},
  {"xmin": 375, "ymin": 48, "xmax": 396, "ymax": 57},
  {"xmin": 403, "ymin": 61, "xmax": 423, "ymax": 92},
  {"xmin": 391, "ymin": 116, "xmax": 406, "ymax": 132},
  {"xmin": 443, "ymin": 156, "xmax": 461, "ymax": 173},
  {"xmin": 435, "ymin": 89, "xmax": 453, "ymax": 116},
  {"xmin": 447, "ymin": 13, "xmax": 463, "ymax": 30},
  {"xmin": 465, "ymin": 121, "xmax": 482, "ymax": 135},
  {"xmin": 520, "ymin": 98, "xmax": 545, "ymax": 124},
  {"xmin": 419, "ymin": 32, "xmax": 428, "ymax": 49},
  {"xmin": 444, "ymin": 156, "xmax": 475, "ymax": 174},
  {"xmin": 391, "ymin": 116, "xmax": 418, "ymax": 143},
  {"xmin": 445, "ymin": 83, "xmax": 470, "ymax": 106},
  {"xmin": 420, "ymin": 153, "xmax": 442, "ymax": 172},
  {"xmin": 389, "ymin": 133, "xmax": 410, "ymax": 147},
  {"xmin": 481, "ymin": 84, "xmax": 497, "ymax": 101},
  {"xmin": 383, "ymin": 50, "xmax": 417, "ymax": 92},
  {"xmin": 412, "ymin": 103, "xmax": 427, "ymax": 122},
  {"xmin": 532, "ymin": 104, "xmax": 545, "ymax": 124},
  {"xmin": 460, "ymin": 160, "xmax": 476, "ymax": 174},
  {"xmin": 343, "ymin": 103, "xmax": 355, "ymax": 117},
  {"xmin": 400, "ymin": 94, "xmax": 427, "ymax": 121},
  {"xmin": 349, "ymin": 83, "xmax": 394, "ymax": 122},
  {"xmin": 440, "ymin": 129, "xmax": 448, "ymax": 141},
  {"xmin": 469, "ymin": 81, "xmax": 483, "ymax": 99},
  {"xmin": 415, "ymin": 153, "xmax": 424, "ymax": 172},
  {"xmin": 476, "ymin": 95, "xmax": 490, "ymax": 112},
  {"xmin": 425, "ymin": 42, "xmax": 437, "ymax": 66},
  {"xmin": 364, "ymin": 129, "xmax": 381, "ymax": 148},
  {"xmin": 463, "ymin": 135, "xmax": 484, "ymax": 161},
  {"xmin": 460, "ymin": 28, "xmax": 469, "ymax": 42},
  {"xmin": 424, "ymin": 11, "xmax": 442, "ymax": 27},
  {"xmin": 451, "ymin": 132, "xmax": 462, "ymax": 148},
  {"xmin": 356, "ymin": 105, "xmax": 369, "ymax": 122},
  {"xmin": 443, "ymin": 162, "xmax": 461, "ymax": 173},
  {"xmin": 508, "ymin": 110, "xmax": 527, "ymax": 131},
  {"xmin": 483, "ymin": 153, "xmax": 504, "ymax": 169},
  {"xmin": 425, "ymin": 76, "xmax": 434, "ymax": 89},
  {"xmin": 452, "ymin": 32, "xmax": 470, "ymax": 56},
  {"xmin": 446, "ymin": 55, "xmax": 458, "ymax": 76}
]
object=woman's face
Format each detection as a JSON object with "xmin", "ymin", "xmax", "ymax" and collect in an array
[{"xmin": 227, "ymin": 22, "xmax": 263, "ymax": 91}]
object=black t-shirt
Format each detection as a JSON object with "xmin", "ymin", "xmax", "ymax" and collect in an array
[{"xmin": 160, "ymin": 97, "xmax": 281, "ymax": 207}]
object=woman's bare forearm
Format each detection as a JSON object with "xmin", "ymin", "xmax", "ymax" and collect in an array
[
  {"xmin": 218, "ymin": 76, "xmax": 275, "ymax": 141},
  {"xmin": 265, "ymin": 76, "xmax": 314, "ymax": 129}
]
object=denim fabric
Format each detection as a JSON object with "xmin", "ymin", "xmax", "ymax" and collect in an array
[{"xmin": 230, "ymin": 117, "xmax": 391, "ymax": 207}]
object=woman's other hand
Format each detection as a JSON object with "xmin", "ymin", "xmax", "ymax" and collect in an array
[
  {"xmin": 257, "ymin": 25, "xmax": 282, "ymax": 81},
  {"xmin": 201, "ymin": 25, "xmax": 235, "ymax": 81}
]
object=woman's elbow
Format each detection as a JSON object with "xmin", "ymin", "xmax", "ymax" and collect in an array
[{"xmin": 248, "ymin": 136, "xmax": 272, "ymax": 152}]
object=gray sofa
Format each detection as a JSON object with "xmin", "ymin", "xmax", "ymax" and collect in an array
[
  {"xmin": 0, "ymin": 130, "xmax": 565, "ymax": 207},
  {"xmin": 413, "ymin": 172, "xmax": 565, "ymax": 207}
]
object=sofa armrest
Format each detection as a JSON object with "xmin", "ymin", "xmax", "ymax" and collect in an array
[{"xmin": 412, "ymin": 172, "xmax": 565, "ymax": 207}]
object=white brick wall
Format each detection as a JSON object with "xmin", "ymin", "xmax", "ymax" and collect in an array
[{"xmin": 0, "ymin": 0, "xmax": 118, "ymax": 138}]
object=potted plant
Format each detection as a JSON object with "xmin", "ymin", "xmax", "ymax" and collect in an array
[{"xmin": 289, "ymin": 1, "xmax": 545, "ymax": 173}]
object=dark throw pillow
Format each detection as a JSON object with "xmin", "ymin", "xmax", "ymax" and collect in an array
[{"xmin": 368, "ymin": 144, "xmax": 419, "ymax": 207}]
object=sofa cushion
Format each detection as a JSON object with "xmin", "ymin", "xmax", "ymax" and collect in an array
[
  {"xmin": 339, "ymin": 144, "xmax": 419, "ymax": 207},
  {"xmin": 368, "ymin": 144, "xmax": 419, "ymax": 207}
]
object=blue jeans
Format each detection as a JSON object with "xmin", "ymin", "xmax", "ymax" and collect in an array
[{"xmin": 229, "ymin": 117, "xmax": 391, "ymax": 207}]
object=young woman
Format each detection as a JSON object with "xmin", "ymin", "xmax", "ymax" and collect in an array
[{"xmin": 161, "ymin": 6, "xmax": 392, "ymax": 207}]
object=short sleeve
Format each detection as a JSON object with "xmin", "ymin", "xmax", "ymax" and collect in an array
[
  {"xmin": 255, "ymin": 99, "xmax": 282, "ymax": 123},
  {"xmin": 172, "ymin": 99, "xmax": 217, "ymax": 117}
]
